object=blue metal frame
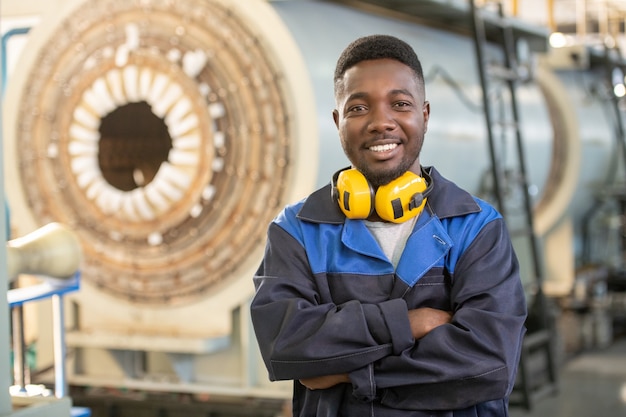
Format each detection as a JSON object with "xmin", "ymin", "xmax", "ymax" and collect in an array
[
  {"xmin": 1, "ymin": 27, "xmax": 31, "ymax": 98},
  {"xmin": 7, "ymin": 272, "xmax": 80, "ymax": 307}
]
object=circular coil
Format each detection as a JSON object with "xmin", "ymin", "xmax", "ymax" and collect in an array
[{"xmin": 9, "ymin": 0, "xmax": 301, "ymax": 304}]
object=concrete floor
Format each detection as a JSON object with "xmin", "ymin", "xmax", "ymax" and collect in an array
[
  {"xmin": 69, "ymin": 334, "xmax": 626, "ymax": 417},
  {"xmin": 509, "ymin": 337, "xmax": 626, "ymax": 417}
]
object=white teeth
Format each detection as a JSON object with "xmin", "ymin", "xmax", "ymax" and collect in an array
[{"xmin": 370, "ymin": 143, "xmax": 398, "ymax": 152}]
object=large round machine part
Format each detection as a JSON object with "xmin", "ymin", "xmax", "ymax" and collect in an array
[{"xmin": 1, "ymin": 0, "xmax": 620, "ymax": 400}]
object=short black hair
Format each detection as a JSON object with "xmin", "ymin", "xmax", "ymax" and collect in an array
[{"xmin": 334, "ymin": 34, "xmax": 424, "ymax": 93}]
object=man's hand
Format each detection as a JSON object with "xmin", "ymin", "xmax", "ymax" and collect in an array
[
  {"xmin": 299, "ymin": 373, "xmax": 350, "ymax": 390},
  {"xmin": 408, "ymin": 307, "xmax": 452, "ymax": 339},
  {"xmin": 298, "ymin": 309, "xmax": 451, "ymax": 390}
]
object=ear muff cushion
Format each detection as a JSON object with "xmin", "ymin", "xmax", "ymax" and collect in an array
[
  {"xmin": 375, "ymin": 171, "xmax": 428, "ymax": 223},
  {"xmin": 334, "ymin": 168, "xmax": 374, "ymax": 219}
]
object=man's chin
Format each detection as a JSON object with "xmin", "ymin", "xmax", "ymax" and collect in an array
[{"xmin": 364, "ymin": 169, "xmax": 403, "ymax": 188}]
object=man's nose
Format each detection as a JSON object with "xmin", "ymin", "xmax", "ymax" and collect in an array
[{"xmin": 367, "ymin": 106, "xmax": 396, "ymax": 132}]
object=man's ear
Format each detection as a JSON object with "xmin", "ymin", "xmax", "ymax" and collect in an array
[
  {"xmin": 332, "ymin": 109, "xmax": 339, "ymax": 128},
  {"xmin": 423, "ymin": 101, "xmax": 430, "ymax": 133}
]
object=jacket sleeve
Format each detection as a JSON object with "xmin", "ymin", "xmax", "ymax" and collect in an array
[
  {"xmin": 250, "ymin": 221, "xmax": 415, "ymax": 381},
  {"xmin": 368, "ymin": 218, "xmax": 527, "ymax": 410}
]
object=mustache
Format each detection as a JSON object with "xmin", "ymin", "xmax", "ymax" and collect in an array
[{"xmin": 366, "ymin": 134, "xmax": 402, "ymax": 143}]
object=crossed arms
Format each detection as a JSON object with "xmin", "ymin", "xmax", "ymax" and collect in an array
[
  {"xmin": 300, "ymin": 307, "xmax": 452, "ymax": 389},
  {"xmin": 251, "ymin": 219, "xmax": 526, "ymax": 410}
]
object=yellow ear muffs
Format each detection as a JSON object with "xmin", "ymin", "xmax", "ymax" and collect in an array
[
  {"xmin": 332, "ymin": 168, "xmax": 375, "ymax": 219},
  {"xmin": 332, "ymin": 167, "xmax": 433, "ymax": 223},
  {"xmin": 375, "ymin": 171, "xmax": 430, "ymax": 223}
]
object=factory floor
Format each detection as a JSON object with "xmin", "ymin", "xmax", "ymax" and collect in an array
[
  {"xmin": 509, "ymin": 336, "xmax": 626, "ymax": 417},
  {"xmin": 69, "ymin": 328, "xmax": 626, "ymax": 417}
]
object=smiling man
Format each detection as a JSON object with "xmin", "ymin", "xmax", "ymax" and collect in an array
[{"xmin": 251, "ymin": 34, "xmax": 527, "ymax": 417}]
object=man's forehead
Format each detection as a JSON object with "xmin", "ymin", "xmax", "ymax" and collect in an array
[{"xmin": 341, "ymin": 60, "xmax": 420, "ymax": 90}]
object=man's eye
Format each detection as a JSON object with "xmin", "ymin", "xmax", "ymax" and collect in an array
[{"xmin": 349, "ymin": 105, "xmax": 366, "ymax": 112}]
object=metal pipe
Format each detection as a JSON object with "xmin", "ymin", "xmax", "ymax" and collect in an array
[
  {"xmin": 547, "ymin": 0, "xmax": 556, "ymax": 32},
  {"xmin": 52, "ymin": 294, "xmax": 67, "ymax": 398},
  {"xmin": 599, "ymin": 0, "xmax": 609, "ymax": 39},
  {"xmin": 577, "ymin": 0, "xmax": 587, "ymax": 38},
  {"xmin": 11, "ymin": 305, "xmax": 27, "ymax": 393}
]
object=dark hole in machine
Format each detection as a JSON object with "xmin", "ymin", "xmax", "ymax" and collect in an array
[{"xmin": 98, "ymin": 101, "xmax": 172, "ymax": 191}]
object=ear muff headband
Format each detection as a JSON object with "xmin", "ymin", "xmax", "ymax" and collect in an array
[{"xmin": 332, "ymin": 167, "xmax": 433, "ymax": 223}]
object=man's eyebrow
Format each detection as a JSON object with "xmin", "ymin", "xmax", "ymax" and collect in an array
[
  {"xmin": 346, "ymin": 92, "xmax": 368, "ymax": 102},
  {"xmin": 346, "ymin": 89, "xmax": 414, "ymax": 102},
  {"xmin": 390, "ymin": 89, "xmax": 414, "ymax": 98}
]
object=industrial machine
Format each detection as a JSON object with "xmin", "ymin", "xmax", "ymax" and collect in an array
[{"xmin": 1, "ymin": 0, "xmax": 624, "ymax": 415}]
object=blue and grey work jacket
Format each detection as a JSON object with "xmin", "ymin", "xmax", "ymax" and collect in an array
[{"xmin": 251, "ymin": 166, "xmax": 527, "ymax": 417}]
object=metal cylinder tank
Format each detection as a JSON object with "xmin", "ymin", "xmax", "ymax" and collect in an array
[{"xmin": 2, "ymin": 0, "xmax": 619, "ymax": 401}]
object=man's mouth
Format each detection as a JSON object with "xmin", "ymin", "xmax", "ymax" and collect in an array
[{"xmin": 369, "ymin": 143, "xmax": 398, "ymax": 152}]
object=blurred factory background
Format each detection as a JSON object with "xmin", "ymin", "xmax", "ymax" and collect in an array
[{"xmin": 1, "ymin": 0, "xmax": 625, "ymax": 416}]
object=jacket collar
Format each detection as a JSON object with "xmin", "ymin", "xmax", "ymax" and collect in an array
[{"xmin": 296, "ymin": 166, "xmax": 481, "ymax": 224}]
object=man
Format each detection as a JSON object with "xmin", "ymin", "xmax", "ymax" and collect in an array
[{"xmin": 251, "ymin": 34, "xmax": 527, "ymax": 416}]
